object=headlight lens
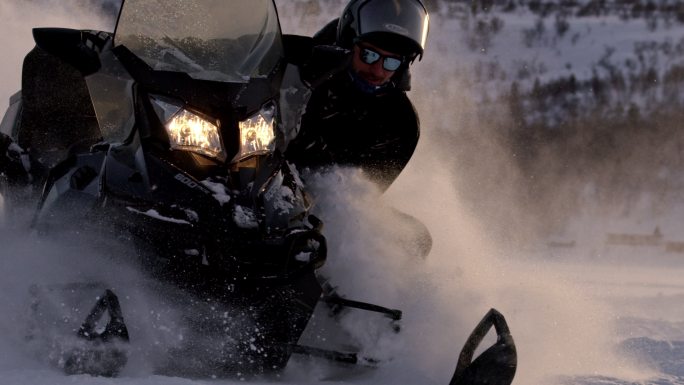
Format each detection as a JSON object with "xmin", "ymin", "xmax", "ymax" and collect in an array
[
  {"xmin": 235, "ymin": 103, "xmax": 276, "ymax": 161},
  {"xmin": 151, "ymin": 95, "xmax": 277, "ymax": 163},
  {"xmin": 166, "ymin": 109, "xmax": 223, "ymax": 159},
  {"xmin": 151, "ymin": 95, "xmax": 225, "ymax": 160}
]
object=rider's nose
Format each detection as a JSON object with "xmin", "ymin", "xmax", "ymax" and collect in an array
[{"xmin": 370, "ymin": 61, "xmax": 387, "ymax": 77}]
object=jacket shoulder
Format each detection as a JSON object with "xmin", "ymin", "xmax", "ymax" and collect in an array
[{"xmin": 313, "ymin": 19, "xmax": 339, "ymax": 46}]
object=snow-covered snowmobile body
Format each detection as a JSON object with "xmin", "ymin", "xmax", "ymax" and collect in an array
[{"xmin": 0, "ymin": 0, "xmax": 517, "ymax": 383}]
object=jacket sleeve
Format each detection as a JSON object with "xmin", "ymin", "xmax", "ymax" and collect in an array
[
  {"xmin": 284, "ymin": 124, "xmax": 333, "ymax": 170},
  {"xmin": 363, "ymin": 94, "xmax": 420, "ymax": 191}
]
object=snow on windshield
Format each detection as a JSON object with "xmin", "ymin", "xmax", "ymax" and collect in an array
[{"xmin": 114, "ymin": 0, "xmax": 282, "ymax": 83}]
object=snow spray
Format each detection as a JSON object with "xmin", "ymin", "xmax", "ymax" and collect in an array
[
  {"xmin": 0, "ymin": 0, "xmax": 209, "ymax": 378},
  {"xmin": 275, "ymin": 1, "xmax": 658, "ymax": 384}
]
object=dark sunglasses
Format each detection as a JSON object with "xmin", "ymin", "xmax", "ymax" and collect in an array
[{"xmin": 359, "ymin": 47, "xmax": 404, "ymax": 71}]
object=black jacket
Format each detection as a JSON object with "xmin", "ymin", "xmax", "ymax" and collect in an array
[{"xmin": 285, "ymin": 69, "xmax": 420, "ymax": 191}]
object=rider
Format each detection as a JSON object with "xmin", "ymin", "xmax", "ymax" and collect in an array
[{"xmin": 285, "ymin": 0, "xmax": 430, "ymax": 191}]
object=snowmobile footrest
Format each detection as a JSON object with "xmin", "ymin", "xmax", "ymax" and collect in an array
[{"xmin": 321, "ymin": 295, "xmax": 402, "ymax": 321}]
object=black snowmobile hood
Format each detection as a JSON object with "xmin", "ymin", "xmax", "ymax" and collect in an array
[
  {"xmin": 112, "ymin": 45, "xmax": 282, "ymax": 119},
  {"xmin": 111, "ymin": 0, "xmax": 285, "ymax": 117}
]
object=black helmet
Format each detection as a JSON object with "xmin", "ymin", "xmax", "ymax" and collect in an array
[{"xmin": 337, "ymin": 0, "xmax": 430, "ymax": 60}]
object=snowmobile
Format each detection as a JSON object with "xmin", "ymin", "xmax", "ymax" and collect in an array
[{"xmin": 0, "ymin": 0, "xmax": 517, "ymax": 383}]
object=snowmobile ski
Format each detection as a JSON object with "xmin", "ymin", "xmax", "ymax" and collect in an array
[
  {"xmin": 449, "ymin": 308, "xmax": 517, "ymax": 385},
  {"xmin": 63, "ymin": 289, "xmax": 129, "ymax": 376}
]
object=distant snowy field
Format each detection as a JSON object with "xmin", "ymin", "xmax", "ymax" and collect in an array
[{"xmin": 2, "ymin": 1, "xmax": 684, "ymax": 385}]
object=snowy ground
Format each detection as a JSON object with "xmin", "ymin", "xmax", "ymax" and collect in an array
[{"xmin": 2, "ymin": 1, "xmax": 684, "ymax": 385}]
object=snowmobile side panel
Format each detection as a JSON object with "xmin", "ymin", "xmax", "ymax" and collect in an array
[
  {"xmin": 20, "ymin": 44, "xmax": 102, "ymax": 169},
  {"xmin": 33, "ymin": 151, "xmax": 106, "ymax": 231},
  {"xmin": 86, "ymin": 48, "xmax": 136, "ymax": 144},
  {"xmin": 0, "ymin": 91, "xmax": 21, "ymax": 138}
]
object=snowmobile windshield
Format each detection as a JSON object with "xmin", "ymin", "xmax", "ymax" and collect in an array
[{"xmin": 114, "ymin": 0, "xmax": 282, "ymax": 83}]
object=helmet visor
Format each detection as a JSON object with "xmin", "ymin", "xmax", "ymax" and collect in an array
[{"xmin": 357, "ymin": 0, "xmax": 429, "ymax": 54}]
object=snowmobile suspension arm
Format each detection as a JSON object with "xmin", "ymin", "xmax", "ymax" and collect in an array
[
  {"xmin": 321, "ymin": 295, "xmax": 402, "ymax": 320},
  {"xmin": 289, "ymin": 344, "xmax": 379, "ymax": 366}
]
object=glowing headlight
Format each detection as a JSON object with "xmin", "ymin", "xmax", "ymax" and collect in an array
[
  {"xmin": 236, "ymin": 103, "xmax": 276, "ymax": 161},
  {"xmin": 151, "ymin": 95, "xmax": 225, "ymax": 160},
  {"xmin": 166, "ymin": 110, "xmax": 223, "ymax": 158}
]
